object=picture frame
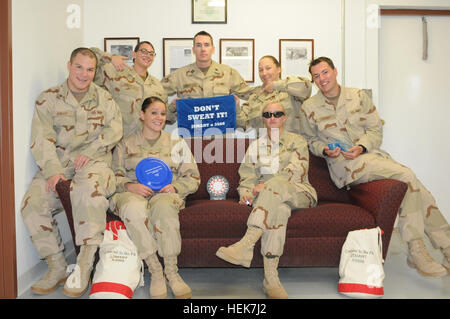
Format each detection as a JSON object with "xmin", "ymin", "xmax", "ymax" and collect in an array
[
  {"xmin": 192, "ymin": 0, "xmax": 227, "ymax": 24},
  {"xmin": 162, "ymin": 38, "xmax": 195, "ymax": 77},
  {"xmin": 219, "ymin": 38, "xmax": 255, "ymax": 83},
  {"xmin": 279, "ymin": 39, "xmax": 314, "ymax": 79},
  {"xmin": 104, "ymin": 37, "xmax": 140, "ymax": 66}
]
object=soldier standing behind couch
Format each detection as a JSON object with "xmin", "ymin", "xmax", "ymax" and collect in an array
[
  {"xmin": 237, "ymin": 55, "xmax": 312, "ymax": 134},
  {"xmin": 110, "ymin": 96, "xmax": 200, "ymax": 299},
  {"xmin": 216, "ymin": 102, "xmax": 317, "ymax": 298},
  {"xmin": 300, "ymin": 56, "xmax": 450, "ymax": 277},
  {"xmin": 20, "ymin": 47, "xmax": 123, "ymax": 297},
  {"xmin": 91, "ymin": 41, "xmax": 167, "ymax": 138},
  {"xmin": 161, "ymin": 30, "xmax": 255, "ymax": 125}
]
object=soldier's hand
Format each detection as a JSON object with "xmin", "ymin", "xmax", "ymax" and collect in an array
[
  {"xmin": 252, "ymin": 183, "xmax": 265, "ymax": 196},
  {"xmin": 111, "ymin": 55, "xmax": 130, "ymax": 71},
  {"xmin": 125, "ymin": 183, "xmax": 153, "ymax": 197},
  {"xmin": 341, "ymin": 145, "xmax": 364, "ymax": 160},
  {"xmin": 74, "ymin": 154, "xmax": 91, "ymax": 170},
  {"xmin": 46, "ymin": 174, "xmax": 68, "ymax": 193},
  {"xmin": 262, "ymin": 82, "xmax": 274, "ymax": 94},
  {"xmin": 170, "ymin": 98, "xmax": 180, "ymax": 111},
  {"xmin": 239, "ymin": 196, "xmax": 253, "ymax": 206},
  {"xmin": 160, "ymin": 184, "xmax": 177, "ymax": 194},
  {"xmin": 323, "ymin": 146, "xmax": 340, "ymax": 158},
  {"xmin": 233, "ymin": 94, "xmax": 240, "ymax": 108}
]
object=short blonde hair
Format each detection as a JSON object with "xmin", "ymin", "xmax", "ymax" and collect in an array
[{"xmin": 263, "ymin": 101, "xmax": 286, "ymax": 114}]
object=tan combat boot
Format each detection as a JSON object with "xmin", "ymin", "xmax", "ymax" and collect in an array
[
  {"xmin": 262, "ymin": 257, "xmax": 288, "ymax": 299},
  {"xmin": 442, "ymin": 246, "xmax": 450, "ymax": 275},
  {"xmin": 164, "ymin": 256, "xmax": 191, "ymax": 299},
  {"xmin": 407, "ymin": 239, "xmax": 447, "ymax": 277},
  {"xmin": 216, "ymin": 226, "xmax": 263, "ymax": 268},
  {"xmin": 63, "ymin": 245, "xmax": 98, "ymax": 297},
  {"xmin": 145, "ymin": 254, "xmax": 167, "ymax": 299},
  {"xmin": 31, "ymin": 252, "xmax": 68, "ymax": 295}
]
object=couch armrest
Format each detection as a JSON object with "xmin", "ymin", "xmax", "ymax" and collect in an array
[{"xmin": 348, "ymin": 179, "xmax": 407, "ymax": 258}]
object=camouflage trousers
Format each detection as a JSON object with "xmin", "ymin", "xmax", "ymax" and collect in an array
[
  {"xmin": 20, "ymin": 161, "xmax": 116, "ymax": 259},
  {"xmin": 109, "ymin": 192, "xmax": 184, "ymax": 260},
  {"xmin": 348, "ymin": 153, "xmax": 450, "ymax": 250},
  {"xmin": 247, "ymin": 178, "xmax": 316, "ymax": 258}
]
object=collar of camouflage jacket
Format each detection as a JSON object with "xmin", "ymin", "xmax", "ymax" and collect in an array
[
  {"xmin": 58, "ymin": 80, "xmax": 99, "ymax": 107},
  {"xmin": 316, "ymin": 85, "xmax": 354, "ymax": 110},
  {"xmin": 187, "ymin": 60, "xmax": 222, "ymax": 78}
]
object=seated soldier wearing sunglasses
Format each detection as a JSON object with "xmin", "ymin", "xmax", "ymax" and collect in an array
[{"xmin": 216, "ymin": 102, "xmax": 317, "ymax": 298}]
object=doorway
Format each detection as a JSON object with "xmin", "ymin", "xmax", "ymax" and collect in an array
[{"xmin": 379, "ymin": 10, "xmax": 450, "ymax": 220}]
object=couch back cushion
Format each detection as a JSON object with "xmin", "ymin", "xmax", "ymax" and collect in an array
[
  {"xmin": 185, "ymin": 137, "xmax": 250, "ymax": 201},
  {"xmin": 308, "ymin": 153, "xmax": 350, "ymax": 203},
  {"xmin": 184, "ymin": 137, "xmax": 349, "ymax": 203}
]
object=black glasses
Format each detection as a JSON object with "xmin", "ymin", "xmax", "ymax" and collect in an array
[
  {"xmin": 262, "ymin": 111, "xmax": 285, "ymax": 119},
  {"xmin": 138, "ymin": 49, "xmax": 156, "ymax": 56}
]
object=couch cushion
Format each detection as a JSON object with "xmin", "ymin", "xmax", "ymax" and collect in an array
[
  {"xmin": 181, "ymin": 200, "xmax": 375, "ymax": 239},
  {"xmin": 180, "ymin": 200, "xmax": 252, "ymax": 238},
  {"xmin": 287, "ymin": 202, "xmax": 376, "ymax": 238}
]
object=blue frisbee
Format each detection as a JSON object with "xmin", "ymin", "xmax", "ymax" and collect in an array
[{"xmin": 136, "ymin": 157, "xmax": 173, "ymax": 191}]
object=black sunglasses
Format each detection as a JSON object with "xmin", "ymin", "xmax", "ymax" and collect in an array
[{"xmin": 262, "ymin": 111, "xmax": 285, "ymax": 119}]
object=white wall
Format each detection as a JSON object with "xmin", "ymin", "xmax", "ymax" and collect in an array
[
  {"xmin": 345, "ymin": 0, "xmax": 450, "ymax": 108},
  {"xmin": 380, "ymin": 15, "xmax": 450, "ymax": 220},
  {"xmin": 13, "ymin": 0, "xmax": 83, "ymax": 295},
  {"xmin": 83, "ymin": 0, "xmax": 343, "ymax": 86}
]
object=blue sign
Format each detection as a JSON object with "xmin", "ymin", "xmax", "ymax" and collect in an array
[
  {"xmin": 136, "ymin": 158, "xmax": 173, "ymax": 191},
  {"xmin": 176, "ymin": 95, "xmax": 236, "ymax": 137}
]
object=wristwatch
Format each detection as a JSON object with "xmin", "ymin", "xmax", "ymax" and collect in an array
[{"xmin": 359, "ymin": 144, "xmax": 367, "ymax": 153}]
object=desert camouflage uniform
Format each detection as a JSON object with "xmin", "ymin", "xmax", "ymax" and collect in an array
[
  {"xmin": 21, "ymin": 81, "xmax": 123, "ymax": 259},
  {"xmin": 110, "ymin": 130, "xmax": 200, "ymax": 259},
  {"xmin": 300, "ymin": 86, "xmax": 450, "ymax": 250},
  {"xmin": 161, "ymin": 60, "xmax": 255, "ymax": 124},
  {"xmin": 91, "ymin": 47, "xmax": 168, "ymax": 138},
  {"xmin": 236, "ymin": 76, "xmax": 312, "ymax": 134},
  {"xmin": 238, "ymin": 130, "xmax": 317, "ymax": 257}
]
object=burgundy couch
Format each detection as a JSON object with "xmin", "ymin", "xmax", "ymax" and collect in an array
[{"xmin": 56, "ymin": 137, "xmax": 407, "ymax": 268}]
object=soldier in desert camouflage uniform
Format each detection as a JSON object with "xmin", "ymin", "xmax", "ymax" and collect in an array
[
  {"xmin": 20, "ymin": 48, "xmax": 123, "ymax": 297},
  {"xmin": 237, "ymin": 55, "xmax": 312, "ymax": 134},
  {"xmin": 300, "ymin": 56, "xmax": 450, "ymax": 278},
  {"xmin": 110, "ymin": 96, "xmax": 200, "ymax": 299},
  {"xmin": 161, "ymin": 31, "xmax": 255, "ymax": 124},
  {"xmin": 216, "ymin": 102, "xmax": 317, "ymax": 299},
  {"xmin": 92, "ymin": 41, "xmax": 167, "ymax": 137}
]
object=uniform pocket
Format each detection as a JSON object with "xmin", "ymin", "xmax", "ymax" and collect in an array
[{"xmin": 213, "ymin": 86, "xmax": 230, "ymax": 96}]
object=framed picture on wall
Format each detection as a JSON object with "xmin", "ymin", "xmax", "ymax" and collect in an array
[
  {"xmin": 192, "ymin": 0, "xmax": 227, "ymax": 24},
  {"xmin": 104, "ymin": 37, "xmax": 140, "ymax": 66},
  {"xmin": 279, "ymin": 39, "xmax": 314, "ymax": 79},
  {"xmin": 163, "ymin": 38, "xmax": 195, "ymax": 77},
  {"xmin": 219, "ymin": 38, "xmax": 255, "ymax": 82}
]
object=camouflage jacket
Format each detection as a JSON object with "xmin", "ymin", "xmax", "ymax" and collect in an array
[
  {"xmin": 92, "ymin": 47, "xmax": 168, "ymax": 137},
  {"xmin": 112, "ymin": 130, "xmax": 200, "ymax": 199},
  {"xmin": 161, "ymin": 60, "xmax": 255, "ymax": 124},
  {"xmin": 30, "ymin": 81, "xmax": 123, "ymax": 179},
  {"xmin": 300, "ymin": 86, "xmax": 386, "ymax": 188},
  {"xmin": 237, "ymin": 76, "xmax": 312, "ymax": 134},
  {"xmin": 238, "ymin": 130, "xmax": 317, "ymax": 202}
]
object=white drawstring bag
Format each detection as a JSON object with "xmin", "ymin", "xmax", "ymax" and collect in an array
[
  {"xmin": 338, "ymin": 227, "xmax": 385, "ymax": 298},
  {"xmin": 89, "ymin": 220, "xmax": 144, "ymax": 299}
]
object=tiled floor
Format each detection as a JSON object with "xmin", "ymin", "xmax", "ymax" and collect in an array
[{"xmin": 18, "ymin": 230, "xmax": 449, "ymax": 300}]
